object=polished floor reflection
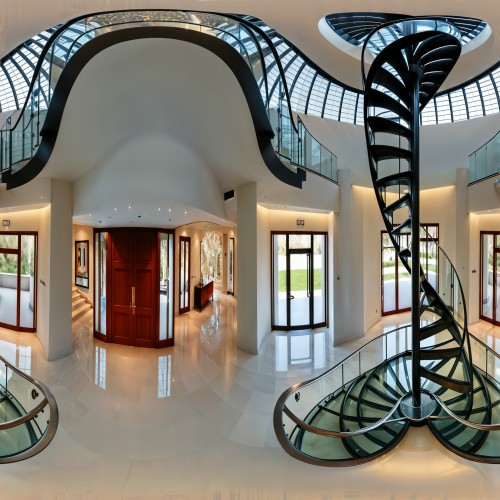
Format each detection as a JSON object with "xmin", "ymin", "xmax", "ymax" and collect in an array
[{"xmin": 0, "ymin": 297, "xmax": 499, "ymax": 498}]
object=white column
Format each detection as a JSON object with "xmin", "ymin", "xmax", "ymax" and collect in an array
[
  {"xmin": 333, "ymin": 169, "xmax": 365, "ymax": 345},
  {"xmin": 236, "ymin": 183, "xmax": 271, "ymax": 353},
  {"xmin": 455, "ymin": 168, "xmax": 472, "ymax": 322},
  {"xmin": 37, "ymin": 179, "xmax": 73, "ymax": 360}
]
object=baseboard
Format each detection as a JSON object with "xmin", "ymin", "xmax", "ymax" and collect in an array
[
  {"xmin": 365, "ymin": 318, "xmax": 381, "ymax": 332},
  {"xmin": 47, "ymin": 347, "xmax": 74, "ymax": 362}
]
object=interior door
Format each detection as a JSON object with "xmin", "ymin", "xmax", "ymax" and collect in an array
[
  {"xmin": 179, "ymin": 236, "xmax": 191, "ymax": 314},
  {"xmin": 111, "ymin": 230, "xmax": 157, "ymax": 347}
]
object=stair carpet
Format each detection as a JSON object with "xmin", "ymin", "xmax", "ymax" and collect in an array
[{"xmin": 72, "ymin": 285, "xmax": 92, "ymax": 321}]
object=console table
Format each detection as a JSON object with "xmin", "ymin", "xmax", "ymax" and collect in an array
[{"xmin": 194, "ymin": 281, "xmax": 213, "ymax": 310}]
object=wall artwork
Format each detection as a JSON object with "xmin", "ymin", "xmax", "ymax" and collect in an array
[{"xmin": 75, "ymin": 240, "xmax": 89, "ymax": 288}]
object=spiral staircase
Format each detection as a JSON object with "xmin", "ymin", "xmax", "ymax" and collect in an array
[{"xmin": 274, "ymin": 18, "xmax": 500, "ymax": 465}]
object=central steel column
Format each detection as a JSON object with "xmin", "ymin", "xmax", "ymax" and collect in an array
[{"xmin": 410, "ymin": 66, "xmax": 423, "ymax": 407}]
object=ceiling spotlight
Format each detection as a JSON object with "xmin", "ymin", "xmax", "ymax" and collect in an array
[
  {"xmin": 88, "ymin": 213, "xmax": 92, "ymax": 217},
  {"xmin": 114, "ymin": 207, "xmax": 117, "ymax": 211},
  {"xmin": 128, "ymin": 206, "xmax": 132, "ymax": 210},
  {"xmin": 184, "ymin": 211, "xmax": 188, "ymax": 215},
  {"xmin": 168, "ymin": 208, "xmax": 172, "ymax": 213},
  {"xmin": 158, "ymin": 208, "xmax": 161, "ymax": 211}
]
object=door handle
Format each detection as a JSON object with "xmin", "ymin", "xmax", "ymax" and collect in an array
[
  {"xmin": 130, "ymin": 286, "xmax": 136, "ymax": 315},
  {"xmin": 289, "ymin": 294, "xmax": 294, "ymax": 300}
]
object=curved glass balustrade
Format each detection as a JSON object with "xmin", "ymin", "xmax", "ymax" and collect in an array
[
  {"xmin": 0, "ymin": 10, "xmax": 337, "ymax": 184},
  {"xmin": 0, "ymin": 354, "xmax": 58, "ymax": 462},
  {"xmin": 468, "ymin": 130, "xmax": 500, "ymax": 184}
]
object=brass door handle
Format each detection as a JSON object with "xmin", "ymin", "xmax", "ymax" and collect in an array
[{"xmin": 130, "ymin": 286, "xmax": 136, "ymax": 315}]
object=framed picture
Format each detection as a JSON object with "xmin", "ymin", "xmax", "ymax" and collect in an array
[{"xmin": 75, "ymin": 240, "xmax": 89, "ymax": 288}]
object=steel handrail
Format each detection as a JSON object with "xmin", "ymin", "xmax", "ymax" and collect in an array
[
  {"xmin": 0, "ymin": 352, "xmax": 58, "ymax": 463},
  {"xmin": 468, "ymin": 129, "xmax": 499, "ymax": 158},
  {"xmin": 283, "ymin": 396, "xmax": 406, "ymax": 438}
]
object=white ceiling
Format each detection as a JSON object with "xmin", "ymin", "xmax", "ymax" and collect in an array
[
  {"xmin": 0, "ymin": 0, "xmax": 498, "ymax": 92},
  {"xmin": 41, "ymin": 38, "xmax": 338, "ymax": 228}
]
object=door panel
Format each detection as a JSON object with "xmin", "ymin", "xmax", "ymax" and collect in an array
[
  {"xmin": 110, "ymin": 230, "xmax": 157, "ymax": 347},
  {"xmin": 111, "ymin": 234, "xmax": 133, "ymax": 345},
  {"xmin": 289, "ymin": 250, "xmax": 312, "ymax": 328}
]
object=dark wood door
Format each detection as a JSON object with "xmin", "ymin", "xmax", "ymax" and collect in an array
[{"xmin": 111, "ymin": 229, "xmax": 157, "ymax": 347}]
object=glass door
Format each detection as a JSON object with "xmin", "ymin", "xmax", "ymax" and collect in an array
[
  {"xmin": 272, "ymin": 232, "xmax": 327, "ymax": 330},
  {"xmin": 159, "ymin": 232, "xmax": 174, "ymax": 346},
  {"xmin": 481, "ymin": 232, "xmax": 500, "ymax": 326},
  {"xmin": 0, "ymin": 233, "xmax": 37, "ymax": 332},
  {"xmin": 179, "ymin": 236, "xmax": 191, "ymax": 314},
  {"xmin": 228, "ymin": 237, "xmax": 234, "ymax": 294},
  {"xmin": 289, "ymin": 249, "xmax": 313, "ymax": 328}
]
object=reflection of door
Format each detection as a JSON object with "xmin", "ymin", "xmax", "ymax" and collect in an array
[
  {"xmin": 179, "ymin": 236, "xmax": 191, "ymax": 314},
  {"xmin": 111, "ymin": 230, "xmax": 157, "ymax": 347},
  {"xmin": 481, "ymin": 232, "xmax": 500, "ymax": 326},
  {"xmin": 272, "ymin": 232, "xmax": 327, "ymax": 330}
]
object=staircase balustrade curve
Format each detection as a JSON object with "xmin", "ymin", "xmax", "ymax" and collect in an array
[
  {"xmin": 0, "ymin": 9, "xmax": 337, "ymax": 188},
  {"xmin": 0, "ymin": 354, "xmax": 58, "ymax": 462},
  {"xmin": 273, "ymin": 17, "xmax": 500, "ymax": 466}
]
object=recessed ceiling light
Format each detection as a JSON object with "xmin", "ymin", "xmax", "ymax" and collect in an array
[
  {"xmin": 184, "ymin": 211, "xmax": 187, "ymax": 215},
  {"xmin": 158, "ymin": 208, "xmax": 161, "ymax": 212},
  {"xmin": 128, "ymin": 206, "xmax": 132, "ymax": 210},
  {"xmin": 40, "ymin": 196, "xmax": 44, "ymax": 199},
  {"xmin": 88, "ymin": 213, "xmax": 92, "ymax": 217},
  {"xmin": 168, "ymin": 208, "xmax": 172, "ymax": 213},
  {"xmin": 114, "ymin": 207, "xmax": 117, "ymax": 211}
]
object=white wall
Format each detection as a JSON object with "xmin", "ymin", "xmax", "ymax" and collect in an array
[
  {"xmin": 72, "ymin": 224, "xmax": 94, "ymax": 305},
  {"xmin": 257, "ymin": 205, "xmax": 271, "ymax": 348},
  {"xmin": 37, "ymin": 205, "xmax": 51, "ymax": 354},
  {"xmin": 236, "ymin": 183, "xmax": 259, "ymax": 353},
  {"xmin": 46, "ymin": 180, "xmax": 73, "ymax": 360},
  {"xmin": 334, "ymin": 170, "xmax": 365, "ymax": 345}
]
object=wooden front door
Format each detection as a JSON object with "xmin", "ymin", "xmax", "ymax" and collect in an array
[{"xmin": 111, "ymin": 229, "xmax": 157, "ymax": 347}]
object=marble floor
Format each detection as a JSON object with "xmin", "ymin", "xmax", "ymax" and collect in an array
[{"xmin": 0, "ymin": 295, "xmax": 499, "ymax": 498}]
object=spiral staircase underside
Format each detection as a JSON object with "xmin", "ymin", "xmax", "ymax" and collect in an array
[{"xmin": 274, "ymin": 17, "xmax": 500, "ymax": 466}]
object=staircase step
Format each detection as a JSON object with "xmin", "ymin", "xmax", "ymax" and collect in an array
[
  {"xmin": 365, "ymin": 88, "xmax": 412, "ymax": 123},
  {"xmin": 72, "ymin": 296, "xmax": 87, "ymax": 309},
  {"xmin": 367, "ymin": 116, "xmax": 412, "ymax": 139},
  {"xmin": 371, "ymin": 68, "xmax": 411, "ymax": 107},
  {"xmin": 419, "ymin": 317, "xmax": 454, "ymax": 340},
  {"xmin": 419, "ymin": 346, "xmax": 462, "ymax": 360},
  {"xmin": 375, "ymin": 171, "xmax": 411, "ymax": 189},
  {"xmin": 420, "ymin": 366, "xmax": 470, "ymax": 393},
  {"xmin": 370, "ymin": 144, "xmax": 411, "ymax": 163},
  {"xmin": 72, "ymin": 302, "xmax": 92, "ymax": 321},
  {"xmin": 383, "ymin": 193, "xmax": 411, "ymax": 216}
]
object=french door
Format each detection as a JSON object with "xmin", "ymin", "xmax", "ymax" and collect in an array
[
  {"xmin": 110, "ymin": 229, "xmax": 157, "ymax": 347},
  {"xmin": 272, "ymin": 232, "xmax": 327, "ymax": 330},
  {"xmin": 228, "ymin": 237, "xmax": 234, "ymax": 294},
  {"xmin": 481, "ymin": 232, "xmax": 500, "ymax": 326},
  {"xmin": 179, "ymin": 236, "xmax": 191, "ymax": 314},
  {"xmin": 94, "ymin": 228, "xmax": 175, "ymax": 346},
  {"xmin": 0, "ymin": 233, "xmax": 37, "ymax": 332}
]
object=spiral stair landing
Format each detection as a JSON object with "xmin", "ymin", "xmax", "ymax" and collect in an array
[{"xmin": 274, "ymin": 18, "xmax": 500, "ymax": 466}]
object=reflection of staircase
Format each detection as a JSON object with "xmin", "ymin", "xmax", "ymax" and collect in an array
[{"xmin": 72, "ymin": 285, "xmax": 92, "ymax": 322}]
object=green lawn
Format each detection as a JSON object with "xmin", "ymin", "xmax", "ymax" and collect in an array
[{"xmin": 278, "ymin": 269, "xmax": 322, "ymax": 292}]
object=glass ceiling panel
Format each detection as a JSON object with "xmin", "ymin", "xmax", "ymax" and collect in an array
[{"xmin": 0, "ymin": 11, "xmax": 497, "ymax": 127}]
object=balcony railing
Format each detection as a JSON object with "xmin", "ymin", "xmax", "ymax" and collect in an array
[{"xmin": 469, "ymin": 130, "xmax": 500, "ymax": 184}]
